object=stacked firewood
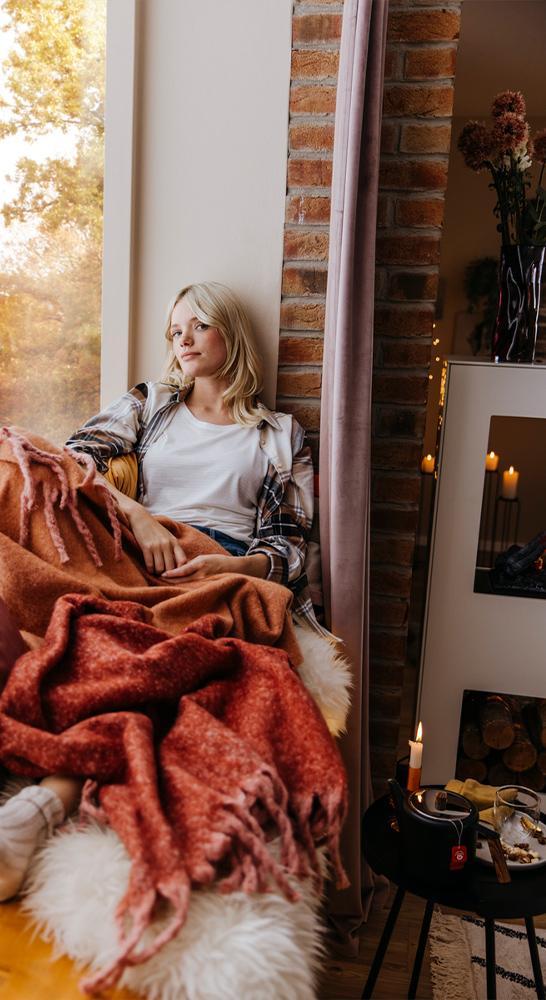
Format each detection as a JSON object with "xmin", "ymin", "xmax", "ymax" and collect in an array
[{"xmin": 456, "ymin": 693, "xmax": 546, "ymax": 791}]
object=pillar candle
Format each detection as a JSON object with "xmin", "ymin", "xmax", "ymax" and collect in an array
[
  {"xmin": 485, "ymin": 451, "xmax": 499, "ymax": 472},
  {"xmin": 501, "ymin": 466, "xmax": 519, "ymax": 500},
  {"xmin": 421, "ymin": 454, "xmax": 435, "ymax": 474},
  {"xmin": 407, "ymin": 721, "xmax": 423, "ymax": 792}
]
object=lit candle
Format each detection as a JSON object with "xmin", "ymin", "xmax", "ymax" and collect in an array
[
  {"xmin": 408, "ymin": 721, "xmax": 423, "ymax": 792},
  {"xmin": 485, "ymin": 451, "xmax": 499, "ymax": 472},
  {"xmin": 501, "ymin": 466, "xmax": 519, "ymax": 500},
  {"xmin": 421, "ymin": 454, "xmax": 435, "ymax": 474}
]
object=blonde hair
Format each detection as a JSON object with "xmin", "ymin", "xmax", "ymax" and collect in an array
[{"xmin": 162, "ymin": 281, "xmax": 264, "ymax": 426}]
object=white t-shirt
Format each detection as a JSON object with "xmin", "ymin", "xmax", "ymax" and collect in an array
[{"xmin": 140, "ymin": 402, "xmax": 269, "ymax": 543}]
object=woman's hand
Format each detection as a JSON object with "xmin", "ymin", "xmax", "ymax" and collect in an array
[
  {"xmin": 162, "ymin": 552, "xmax": 269, "ymax": 581},
  {"xmin": 99, "ymin": 473, "xmax": 188, "ymax": 574},
  {"xmin": 125, "ymin": 505, "xmax": 188, "ymax": 574}
]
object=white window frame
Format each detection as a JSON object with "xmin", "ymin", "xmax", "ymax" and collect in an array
[{"xmin": 100, "ymin": 0, "xmax": 137, "ymax": 406}]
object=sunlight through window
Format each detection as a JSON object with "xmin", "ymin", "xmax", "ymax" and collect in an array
[{"xmin": 0, "ymin": 0, "xmax": 106, "ymax": 443}]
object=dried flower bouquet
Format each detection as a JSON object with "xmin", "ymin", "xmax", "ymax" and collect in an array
[{"xmin": 458, "ymin": 90, "xmax": 546, "ymax": 246}]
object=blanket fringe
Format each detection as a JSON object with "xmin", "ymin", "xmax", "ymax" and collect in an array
[{"xmin": 0, "ymin": 427, "xmax": 123, "ymax": 564}]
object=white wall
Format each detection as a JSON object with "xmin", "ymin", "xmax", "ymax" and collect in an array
[{"xmin": 129, "ymin": 0, "xmax": 292, "ymax": 407}]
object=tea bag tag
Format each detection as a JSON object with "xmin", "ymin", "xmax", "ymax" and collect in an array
[{"xmin": 450, "ymin": 845, "xmax": 467, "ymax": 870}]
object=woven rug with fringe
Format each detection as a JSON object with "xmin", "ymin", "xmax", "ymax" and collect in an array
[{"xmin": 429, "ymin": 910, "xmax": 546, "ymax": 1000}]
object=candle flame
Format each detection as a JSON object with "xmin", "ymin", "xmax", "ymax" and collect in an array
[
  {"xmin": 426, "ymin": 454, "xmax": 432, "ymax": 461},
  {"xmin": 509, "ymin": 465, "xmax": 514, "ymax": 474},
  {"xmin": 489, "ymin": 451, "xmax": 495, "ymax": 458},
  {"xmin": 416, "ymin": 721, "xmax": 423, "ymax": 742}
]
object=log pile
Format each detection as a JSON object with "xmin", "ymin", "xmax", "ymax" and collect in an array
[{"xmin": 456, "ymin": 693, "xmax": 546, "ymax": 791}]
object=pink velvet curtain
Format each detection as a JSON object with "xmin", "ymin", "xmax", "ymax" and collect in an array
[{"xmin": 319, "ymin": 0, "xmax": 388, "ymax": 947}]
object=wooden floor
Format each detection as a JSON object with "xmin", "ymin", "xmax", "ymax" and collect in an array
[{"xmin": 317, "ymin": 886, "xmax": 433, "ymax": 999}]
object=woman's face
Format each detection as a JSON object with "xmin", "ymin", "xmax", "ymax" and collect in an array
[{"xmin": 170, "ymin": 296, "xmax": 228, "ymax": 379}]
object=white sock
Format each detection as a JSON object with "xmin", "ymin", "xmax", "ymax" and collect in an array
[{"xmin": 0, "ymin": 785, "xmax": 64, "ymax": 897}]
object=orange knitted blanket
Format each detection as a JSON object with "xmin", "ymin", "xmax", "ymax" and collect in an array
[{"xmin": 0, "ymin": 427, "xmax": 299, "ymax": 659}]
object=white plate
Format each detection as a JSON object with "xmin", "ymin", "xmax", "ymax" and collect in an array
[{"xmin": 477, "ymin": 815, "xmax": 546, "ymax": 870}]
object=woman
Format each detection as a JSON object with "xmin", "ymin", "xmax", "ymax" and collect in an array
[{"xmin": 0, "ymin": 280, "xmax": 318, "ymax": 899}]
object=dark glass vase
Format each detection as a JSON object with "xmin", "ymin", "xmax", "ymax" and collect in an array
[{"xmin": 491, "ymin": 244, "xmax": 545, "ymax": 363}]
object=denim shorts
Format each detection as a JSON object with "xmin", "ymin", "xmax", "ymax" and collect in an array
[{"xmin": 190, "ymin": 525, "xmax": 249, "ymax": 558}]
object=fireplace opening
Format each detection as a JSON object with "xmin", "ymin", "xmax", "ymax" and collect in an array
[{"xmin": 456, "ymin": 689, "xmax": 546, "ymax": 791}]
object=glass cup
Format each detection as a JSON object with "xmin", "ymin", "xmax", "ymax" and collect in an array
[{"xmin": 493, "ymin": 785, "xmax": 540, "ymax": 848}]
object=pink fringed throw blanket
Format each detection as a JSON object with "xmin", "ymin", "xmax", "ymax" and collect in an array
[{"xmin": 0, "ymin": 594, "xmax": 347, "ymax": 993}]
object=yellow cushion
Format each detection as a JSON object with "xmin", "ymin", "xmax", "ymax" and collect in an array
[{"xmin": 105, "ymin": 453, "xmax": 138, "ymax": 500}]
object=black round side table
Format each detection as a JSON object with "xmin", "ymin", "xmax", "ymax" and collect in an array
[{"xmin": 362, "ymin": 794, "xmax": 546, "ymax": 1000}]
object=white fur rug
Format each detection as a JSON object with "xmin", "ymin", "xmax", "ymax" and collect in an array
[{"xmin": 19, "ymin": 625, "xmax": 351, "ymax": 1000}]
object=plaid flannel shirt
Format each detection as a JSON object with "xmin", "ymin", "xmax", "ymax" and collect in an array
[{"xmin": 66, "ymin": 381, "xmax": 322, "ymax": 632}]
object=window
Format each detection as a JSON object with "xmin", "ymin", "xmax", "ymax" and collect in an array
[{"xmin": 0, "ymin": 0, "xmax": 107, "ymax": 443}]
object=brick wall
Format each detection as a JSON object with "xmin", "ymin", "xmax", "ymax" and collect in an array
[
  {"xmin": 277, "ymin": 0, "xmax": 342, "ymax": 463},
  {"xmin": 277, "ymin": 0, "xmax": 462, "ymax": 791}
]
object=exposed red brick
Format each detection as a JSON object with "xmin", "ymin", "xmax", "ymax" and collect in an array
[
  {"xmin": 290, "ymin": 84, "xmax": 337, "ymax": 115},
  {"xmin": 371, "ymin": 505, "xmax": 419, "ymax": 535},
  {"xmin": 282, "ymin": 265, "xmax": 328, "ymax": 296},
  {"xmin": 399, "ymin": 123, "xmax": 451, "ymax": 154},
  {"xmin": 277, "ymin": 370, "xmax": 322, "ymax": 397},
  {"xmin": 278, "ymin": 336, "xmax": 324, "ymax": 365},
  {"xmin": 371, "ymin": 566, "xmax": 411, "ymax": 597},
  {"xmin": 381, "ymin": 122, "xmax": 399, "ymax": 154},
  {"xmin": 374, "ymin": 374, "xmax": 428, "ymax": 404},
  {"xmin": 280, "ymin": 301, "xmax": 326, "ymax": 330},
  {"xmin": 371, "ymin": 745, "xmax": 398, "ymax": 777},
  {"xmin": 292, "ymin": 13, "xmax": 342, "ymax": 43},
  {"xmin": 384, "ymin": 47, "xmax": 401, "ymax": 81},
  {"xmin": 374, "ymin": 307, "xmax": 434, "ymax": 337},
  {"xmin": 291, "ymin": 48, "xmax": 339, "ymax": 79},
  {"xmin": 284, "ymin": 230, "xmax": 329, "ymax": 261},
  {"xmin": 371, "ymin": 535, "xmax": 415, "ymax": 565},
  {"xmin": 371, "ymin": 599, "xmax": 409, "ymax": 630},
  {"xmin": 374, "ymin": 405, "xmax": 426, "ymax": 439},
  {"xmin": 370, "ymin": 719, "xmax": 400, "ymax": 748},
  {"xmin": 372, "ymin": 474, "xmax": 421, "ymax": 504},
  {"xmin": 287, "ymin": 158, "xmax": 333, "ymax": 187},
  {"xmin": 277, "ymin": 400, "xmax": 320, "ymax": 431},
  {"xmin": 370, "ymin": 685, "xmax": 403, "ymax": 720},
  {"xmin": 388, "ymin": 9, "xmax": 460, "ymax": 42},
  {"xmin": 383, "ymin": 84, "xmax": 453, "ymax": 118},
  {"xmin": 404, "ymin": 46, "xmax": 457, "ymax": 79},
  {"xmin": 395, "ymin": 197, "xmax": 445, "ymax": 228},
  {"xmin": 377, "ymin": 195, "xmax": 391, "ymax": 228},
  {"xmin": 387, "ymin": 271, "xmax": 439, "ymax": 301},
  {"xmin": 376, "ymin": 234, "xmax": 440, "ymax": 266},
  {"xmin": 379, "ymin": 159, "xmax": 448, "ymax": 191},
  {"xmin": 372, "ymin": 439, "xmax": 422, "ymax": 469},
  {"xmin": 286, "ymin": 194, "xmax": 331, "ymax": 225},
  {"xmin": 370, "ymin": 631, "xmax": 407, "ymax": 662},
  {"xmin": 380, "ymin": 339, "xmax": 432, "ymax": 368},
  {"xmin": 289, "ymin": 123, "xmax": 335, "ymax": 152},
  {"xmin": 370, "ymin": 661, "xmax": 407, "ymax": 691},
  {"xmin": 375, "ymin": 268, "xmax": 388, "ymax": 298}
]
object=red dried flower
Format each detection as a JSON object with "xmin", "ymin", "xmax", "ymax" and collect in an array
[
  {"xmin": 492, "ymin": 113, "xmax": 528, "ymax": 153},
  {"xmin": 491, "ymin": 90, "xmax": 526, "ymax": 119},
  {"xmin": 457, "ymin": 121, "xmax": 496, "ymax": 171},
  {"xmin": 533, "ymin": 129, "xmax": 546, "ymax": 163}
]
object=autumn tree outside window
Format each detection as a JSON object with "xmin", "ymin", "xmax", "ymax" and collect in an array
[{"xmin": 0, "ymin": 0, "xmax": 106, "ymax": 443}]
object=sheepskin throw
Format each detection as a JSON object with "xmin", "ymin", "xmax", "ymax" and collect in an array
[{"xmin": 0, "ymin": 594, "xmax": 348, "ymax": 994}]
